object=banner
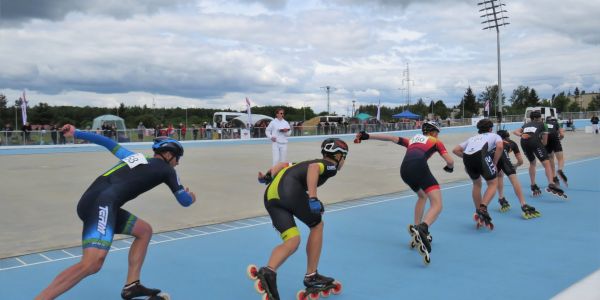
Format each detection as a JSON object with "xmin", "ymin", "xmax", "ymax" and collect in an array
[
  {"xmin": 484, "ymin": 100, "xmax": 490, "ymax": 117},
  {"xmin": 245, "ymin": 97, "xmax": 253, "ymax": 128},
  {"xmin": 21, "ymin": 91, "xmax": 28, "ymax": 125}
]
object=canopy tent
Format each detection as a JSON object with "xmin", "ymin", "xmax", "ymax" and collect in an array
[
  {"xmin": 230, "ymin": 114, "xmax": 273, "ymax": 128},
  {"xmin": 392, "ymin": 110, "xmax": 421, "ymax": 120},
  {"xmin": 355, "ymin": 113, "xmax": 372, "ymax": 121},
  {"xmin": 91, "ymin": 114, "xmax": 126, "ymax": 131}
]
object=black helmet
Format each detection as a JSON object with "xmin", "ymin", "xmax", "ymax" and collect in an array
[
  {"xmin": 496, "ymin": 129, "xmax": 509, "ymax": 139},
  {"xmin": 530, "ymin": 110, "xmax": 542, "ymax": 119},
  {"xmin": 477, "ymin": 118, "xmax": 494, "ymax": 133},
  {"xmin": 321, "ymin": 138, "xmax": 349, "ymax": 158},
  {"xmin": 422, "ymin": 121, "xmax": 441, "ymax": 134},
  {"xmin": 152, "ymin": 137, "xmax": 184, "ymax": 159}
]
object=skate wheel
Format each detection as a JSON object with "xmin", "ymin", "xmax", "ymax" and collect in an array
[
  {"xmin": 158, "ymin": 292, "xmax": 171, "ymax": 300},
  {"xmin": 423, "ymin": 254, "xmax": 431, "ymax": 265},
  {"xmin": 331, "ymin": 281, "xmax": 342, "ymax": 295},
  {"xmin": 296, "ymin": 290, "xmax": 307, "ymax": 300},
  {"xmin": 427, "ymin": 235, "xmax": 433, "ymax": 243},
  {"xmin": 320, "ymin": 288, "xmax": 331, "ymax": 298},
  {"xmin": 409, "ymin": 240, "xmax": 416, "ymax": 249},
  {"xmin": 247, "ymin": 264, "xmax": 258, "ymax": 280},
  {"xmin": 254, "ymin": 279, "xmax": 265, "ymax": 294},
  {"xmin": 262, "ymin": 293, "xmax": 269, "ymax": 300},
  {"xmin": 488, "ymin": 223, "xmax": 494, "ymax": 230},
  {"xmin": 308, "ymin": 291, "xmax": 320, "ymax": 300}
]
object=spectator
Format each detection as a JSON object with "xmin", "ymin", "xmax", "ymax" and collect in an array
[
  {"xmin": 192, "ymin": 125, "xmax": 198, "ymax": 140},
  {"xmin": 22, "ymin": 122, "xmax": 32, "ymax": 144},
  {"xmin": 4, "ymin": 123, "xmax": 13, "ymax": 145},
  {"xmin": 591, "ymin": 114, "xmax": 599, "ymax": 134},
  {"xmin": 137, "ymin": 122, "xmax": 146, "ymax": 141},
  {"xmin": 50, "ymin": 124, "xmax": 59, "ymax": 145},
  {"xmin": 205, "ymin": 122, "xmax": 213, "ymax": 139}
]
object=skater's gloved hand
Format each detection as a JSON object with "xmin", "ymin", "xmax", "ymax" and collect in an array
[
  {"xmin": 443, "ymin": 165, "xmax": 453, "ymax": 173},
  {"xmin": 258, "ymin": 171, "xmax": 273, "ymax": 184},
  {"xmin": 308, "ymin": 197, "xmax": 324, "ymax": 214},
  {"xmin": 354, "ymin": 131, "xmax": 369, "ymax": 144}
]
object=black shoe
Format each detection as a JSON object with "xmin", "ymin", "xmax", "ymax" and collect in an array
[{"xmin": 121, "ymin": 281, "xmax": 160, "ymax": 300}]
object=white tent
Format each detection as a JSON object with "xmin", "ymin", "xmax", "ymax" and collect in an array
[
  {"xmin": 230, "ymin": 114, "xmax": 273, "ymax": 128},
  {"xmin": 92, "ymin": 114, "xmax": 126, "ymax": 131}
]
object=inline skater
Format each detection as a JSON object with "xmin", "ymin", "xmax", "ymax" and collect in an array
[
  {"xmin": 248, "ymin": 138, "xmax": 348, "ymax": 300},
  {"xmin": 355, "ymin": 121, "xmax": 454, "ymax": 264},
  {"xmin": 36, "ymin": 125, "xmax": 196, "ymax": 300},
  {"xmin": 545, "ymin": 116, "xmax": 568, "ymax": 187},
  {"xmin": 512, "ymin": 111, "xmax": 566, "ymax": 198},
  {"xmin": 495, "ymin": 130, "xmax": 541, "ymax": 219},
  {"xmin": 452, "ymin": 119, "xmax": 503, "ymax": 230}
]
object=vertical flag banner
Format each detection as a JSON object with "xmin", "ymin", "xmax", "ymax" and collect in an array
[
  {"xmin": 21, "ymin": 90, "xmax": 28, "ymax": 125},
  {"xmin": 484, "ymin": 100, "xmax": 490, "ymax": 117},
  {"xmin": 376, "ymin": 100, "xmax": 381, "ymax": 121},
  {"xmin": 245, "ymin": 97, "xmax": 253, "ymax": 128}
]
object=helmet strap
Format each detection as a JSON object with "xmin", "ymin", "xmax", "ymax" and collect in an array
[{"xmin": 158, "ymin": 152, "xmax": 175, "ymax": 164}]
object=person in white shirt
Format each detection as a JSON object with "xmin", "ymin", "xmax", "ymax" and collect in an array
[
  {"xmin": 266, "ymin": 108, "xmax": 292, "ymax": 166},
  {"xmin": 453, "ymin": 119, "xmax": 503, "ymax": 230}
]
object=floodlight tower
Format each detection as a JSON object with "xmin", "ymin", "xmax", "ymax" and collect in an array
[
  {"xmin": 478, "ymin": 0, "xmax": 509, "ymax": 127},
  {"xmin": 320, "ymin": 86, "xmax": 336, "ymax": 114}
]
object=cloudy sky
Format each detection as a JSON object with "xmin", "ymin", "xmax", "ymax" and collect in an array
[{"xmin": 1, "ymin": 0, "xmax": 599, "ymax": 114}]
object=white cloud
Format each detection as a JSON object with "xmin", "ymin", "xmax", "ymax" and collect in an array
[{"xmin": 0, "ymin": 0, "xmax": 599, "ymax": 115}]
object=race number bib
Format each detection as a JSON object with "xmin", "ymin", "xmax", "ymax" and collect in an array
[
  {"xmin": 523, "ymin": 126, "xmax": 537, "ymax": 134},
  {"xmin": 122, "ymin": 153, "xmax": 148, "ymax": 169},
  {"xmin": 409, "ymin": 134, "xmax": 428, "ymax": 145}
]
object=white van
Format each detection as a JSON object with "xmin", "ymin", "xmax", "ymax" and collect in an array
[
  {"xmin": 212, "ymin": 112, "xmax": 244, "ymax": 127},
  {"xmin": 524, "ymin": 107, "xmax": 560, "ymax": 123}
]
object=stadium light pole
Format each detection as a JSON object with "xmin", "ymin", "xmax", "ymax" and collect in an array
[
  {"xmin": 479, "ymin": 0, "xmax": 509, "ymax": 127},
  {"xmin": 320, "ymin": 86, "xmax": 335, "ymax": 115}
]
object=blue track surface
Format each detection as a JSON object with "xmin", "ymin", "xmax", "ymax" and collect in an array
[{"xmin": 1, "ymin": 156, "xmax": 599, "ymax": 299}]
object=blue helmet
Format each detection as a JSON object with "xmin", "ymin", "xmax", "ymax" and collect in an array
[{"xmin": 152, "ymin": 137, "xmax": 184, "ymax": 159}]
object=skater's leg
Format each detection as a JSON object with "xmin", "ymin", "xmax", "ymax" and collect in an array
[
  {"xmin": 528, "ymin": 160, "xmax": 537, "ymax": 185},
  {"xmin": 555, "ymin": 151, "xmax": 565, "ymax": 171},
  {"xmin": 497, "ymin": 171, "xmax": 505, "ymax": 199},
  {"xmin": 267, "ymin": 235, "xmax": 300, "ymax": 271},
  {"xmin": 306, "ymin": 221, "xmax": 324, "ymax": 274},
  {"xmin": 541, "ymin": 159, "xmax": 555, "ymax": 184},
  {"xmin": 548, "ymin": 153, "xmax": 556, "ymax": 177},
  {"xmin": 126, "ymin": 218, "xmax": 153, "ymax": 285},
  {"xmin": 422, "ymin": 189, "xmax": 442, "ymax": 226},
  {"xmin": 36, "ymin": 248, "xmax": 108, "ymax": 300},
  {"xmin": 414, "ymin": 190, "xmax": 428, "ymax": 225},
  {"xmin": 472, "ymin": 178, "xmax": 483, "ymax": 208},
  {"xmin": 481, "ymin": 178, "xmax": 498, "ymax": 207},
  {"xmin": 507, "ymin": 174, "xmax": 527, "ymax": 206}
]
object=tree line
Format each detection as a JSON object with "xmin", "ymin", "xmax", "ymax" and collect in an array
[{"xmin": 1, "ymin": 85, "xmax": 598, "ymax": 129}]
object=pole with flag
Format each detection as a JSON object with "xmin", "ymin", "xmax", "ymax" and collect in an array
[
  {"xmin": 376, "ymin": 99, "xmax": 381, "ymax": 121},
  {"xmin": 21, "ymin": 90, "xmax": 28, "ymax": 125},
  {"xmin": 484, "ymin": 99, "xmax": 490, "ymax": 117},
  {"xmin": 245, "ymin": 97, "xmax": 253, "ymax": 128}
]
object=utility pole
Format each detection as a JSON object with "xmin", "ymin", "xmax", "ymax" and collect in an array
[
  {"xmin": 479, "ymin": 0, "xmax": 509, "ymax": 127},
  {"xmin": 320, "ymin": 86, "xmax": 335, "ymax": 114},
  {"xmin": 352, "ymin": 100, "xmax": 356, "ymax": 117},
  {"xmin": 401, "ymin": 63, "xmax": 415, "ymax": 109}
]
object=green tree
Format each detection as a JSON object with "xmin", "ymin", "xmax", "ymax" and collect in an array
[
  {"xmin": 525, "ymin": 88, "xmax": 540, "ymax": 107},
  {"xmin": 552, "ymin": 92, "xmax": 570, "ymax": 113},
  {"xmin": 458, "ymin": 86, "xmax": 478, "ymax": 118},
  {"xmin": 478, "ymin": 85, "xmax": 506, "ymax": 117},
  {"xmin": 509, "ymin": 85, "xmax": 529, "ymax": 113},
  {"xmin": 568, "ymin": 101, "xmax": 580, "ymax": 112},
  {"xmin": 587, "ymin": 94, "xmax": 600, "ymax": 111}
]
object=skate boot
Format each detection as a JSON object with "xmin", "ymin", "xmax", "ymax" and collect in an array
[
  {"xmin": 474, "ymin": 205, "xmax": 494, "ymax": 230},
  {"xmin": 546, "ymin": 183, "xmax": 568, "ymax": 199},
  {"xmin": 498, "ymin": 197, "xmax": 511, "ymax": 212},
  {"xmin": 557, "ymin": 169, "xmax": 568, "ymax": 187},
  {"xmin": 253, "ymin": 267, "xmax": 280, "ymax": 300},
  {"xmin": 121, "ymin": 280, "xmax": 168, "ymax": 300},
  {"xmin": 297, "ymin": 271, "xmax": 342, "ymax": 300},
  {"xmin": 408, "ymin": 225, "xmax": 432, "ymax": 249},
  {"xmin": 531, "ymin": 184, "xmax": 542, "ymax": 197},
  {"xmin": 521, "ymin": 204, "xmax": 541, "ymax": 219},
  {"xmin": 408, "ymin": 223, "xmax": 431, "ymax": 265},
  {"xmin": 553, "ymin": 176, "xmax": 560, "ymax": 186}
]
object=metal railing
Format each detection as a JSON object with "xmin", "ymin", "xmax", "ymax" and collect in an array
[{"xmin": 1, "ymin": 113, "xmax": 597, "ymax": 146}]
